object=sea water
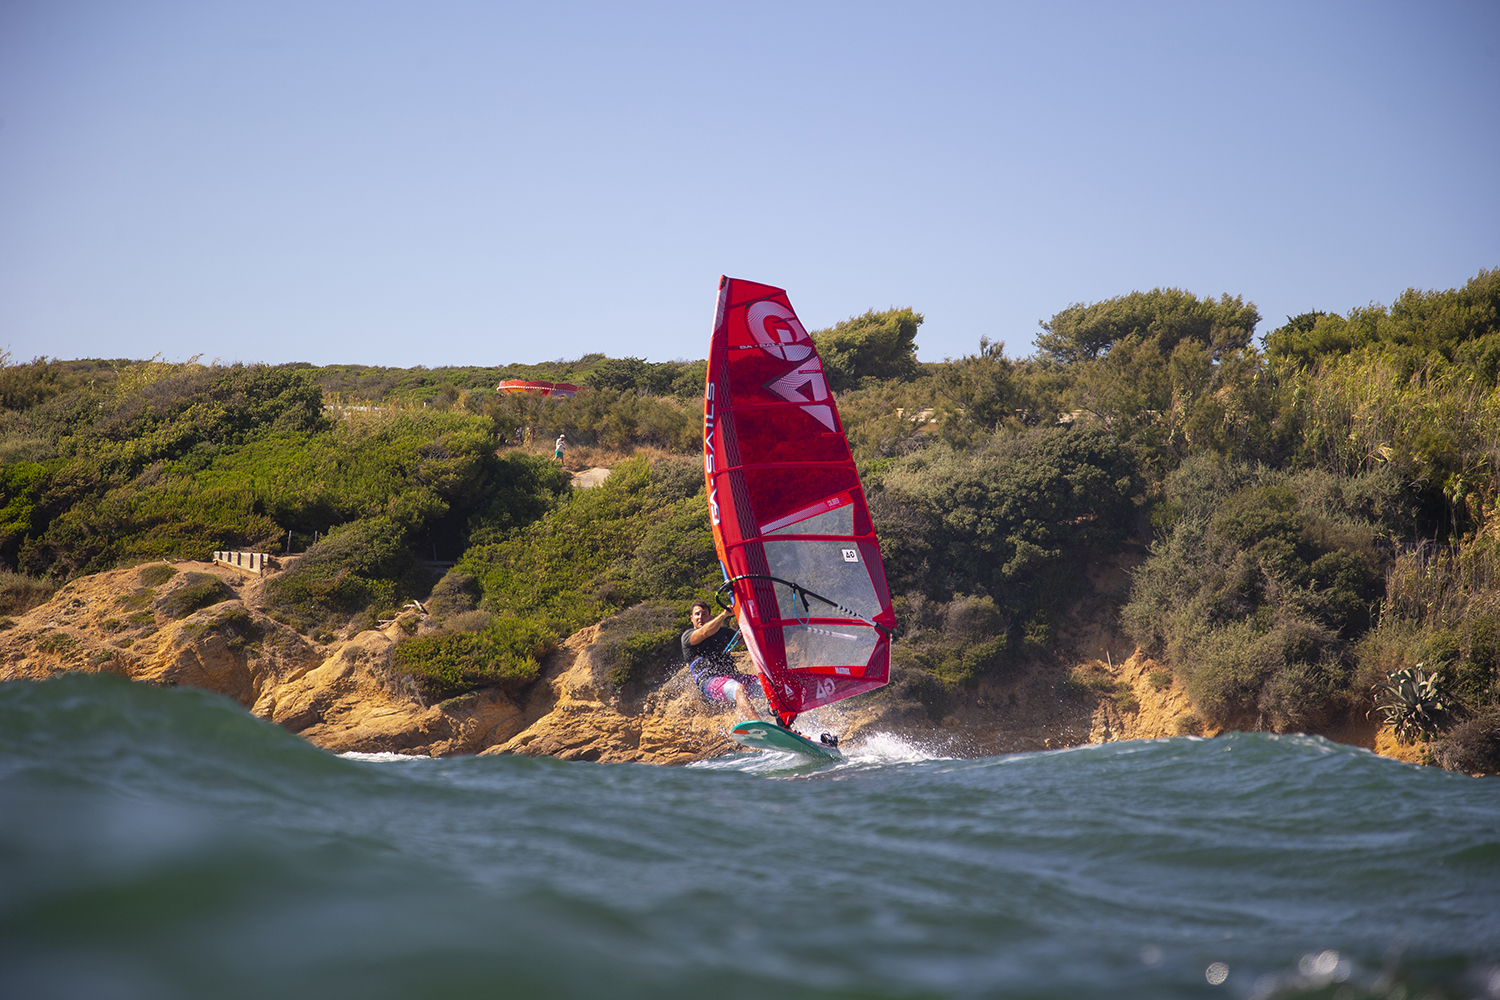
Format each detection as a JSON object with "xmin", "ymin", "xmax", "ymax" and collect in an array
[{"xmin": 2, "ymin": 674, "xmax": 1497, "ymax": 1000}]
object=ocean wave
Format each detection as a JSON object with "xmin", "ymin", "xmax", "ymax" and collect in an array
[{"xmin": 3, "ymin": 674, "xmax": 1498, "ymax": 1000}]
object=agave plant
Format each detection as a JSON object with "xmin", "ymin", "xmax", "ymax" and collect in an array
[{"xmin": 1372, "ymin": 663, "xmax": 1449, "ymax": 744}]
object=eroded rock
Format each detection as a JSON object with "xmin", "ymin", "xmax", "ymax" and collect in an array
[{"xmin": 0, "ymin": 557, "xmax": 1388, "ymax": 766}]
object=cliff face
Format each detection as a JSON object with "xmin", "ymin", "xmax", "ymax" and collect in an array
[
  {"xmin": 0, "ymin": 560, "xmax": 745, "ymax": 763},
  {"xmin": 0, "ymin": 558, "xmax": 1386, "ymax": 763}
]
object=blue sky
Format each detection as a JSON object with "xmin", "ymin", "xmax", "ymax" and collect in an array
[{"xmin": 1, "ymin": 1, "xmax": 1497, "ymax": 368}]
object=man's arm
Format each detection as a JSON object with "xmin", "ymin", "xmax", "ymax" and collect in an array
[{"xmin": 687, "ymin": 609, "xmax": 731, "ymax": 645}]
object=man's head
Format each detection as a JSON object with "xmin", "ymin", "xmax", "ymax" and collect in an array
[{"xmin": 690, "ymin": 600, "xmax": 713, "ymax": 627}]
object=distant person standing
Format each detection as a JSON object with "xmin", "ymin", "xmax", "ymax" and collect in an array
[{"xmin": 554, "ymin": 433, "xmax": 566, "ymax": 461}]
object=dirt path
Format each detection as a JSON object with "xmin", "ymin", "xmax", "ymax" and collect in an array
[{"xmin": 570, "ymin": 467, "xmax": 611, "ymax": 489}]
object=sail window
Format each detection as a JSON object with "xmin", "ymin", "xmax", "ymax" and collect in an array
[
  {"xmin": 762, "ymin": 540, "xmax": 880, "ymax": 623},
  {"xmin": 781, "ymin": 623, "xmax": 878, "ymax": 670},
  {"xmin": 762, "ymin": 499, "xmax": 855, "ymax": 538}
]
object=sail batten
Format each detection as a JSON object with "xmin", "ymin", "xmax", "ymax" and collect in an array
[{"xmin": 704, "ymin": 276, "xmax": 897, "ymax": 724}]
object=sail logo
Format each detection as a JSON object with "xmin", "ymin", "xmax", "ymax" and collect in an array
[
  {"xmin": 745, "ymin": 300, "xmax": 813, "ymax": 362},
  {"xmin": 704, "ymin": 381, "xmax": 721, "ymax": 525},
  {"xmin": 842, "ymin": 548, "xmax": 858, "ymax": 562},
  {"xmin": 815, "ymin": 678, "xmax": 836, "ymax": 700},
  {"xmin": 764, "ymin": 362, "xmax": 836, "ymax": 432},
  {"xmin": 743, "ymin": 297, "xmax": 836, "ymax": 431}
]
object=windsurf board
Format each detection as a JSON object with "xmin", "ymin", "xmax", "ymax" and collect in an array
[{"xmin": 730, "ymin": 719, "xmax": 843, "ymax": 761}]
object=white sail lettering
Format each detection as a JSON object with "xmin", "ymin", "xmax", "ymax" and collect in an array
[
  {"xmin": 745, "ymin": 301, "xmax": 813, "ymax": 362},
  {"xmin": 765, "ymin": 360, "xmax": 837, "ymax": 431},
  {"xmin": 705, "ymin": 381, "xmax": 721, "ymax": 525}
]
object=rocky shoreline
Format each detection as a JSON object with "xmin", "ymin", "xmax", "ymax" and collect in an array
[{"xmin": 0, "ymin": 558, "xmax": 1406, "ymax": 765}]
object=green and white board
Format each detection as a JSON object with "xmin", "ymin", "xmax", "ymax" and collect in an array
[{"xmin": 731, "ymin": 720, "xmax": 843, "ymax": 762}]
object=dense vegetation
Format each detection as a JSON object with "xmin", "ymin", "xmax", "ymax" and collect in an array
[
  {"xmin": 393, "ymin": 456, "xmax": 714, "ymax": 697},
  {"xmin": 3, "ymin": 267, "xmax": 1496, "ymax": 769}
]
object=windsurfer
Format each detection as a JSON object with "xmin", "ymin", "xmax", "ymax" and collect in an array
[{"xmin": 681, "ymin": 600, "xmax": 760, "ymax": 721}]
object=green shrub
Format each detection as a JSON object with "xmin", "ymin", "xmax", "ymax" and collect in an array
[
  {"xmin": 1351, "ymin": 620, "xmax": 1424, "ymax": 702},
  {"xmin": 625, "ymin": 493, "xmax": 720, "ymax": 601},
  {"xmin": 20, "ymin": 476, "xmax": 280, "ymax": 578},
  {"xmin": 812, "ymin": 308, "xmax": 924, "ymax": 392},
  {"xmin": 116, "ymin": 589, "xmax": 152, "ymax": 611},
  {"xmin": 427, "ymin": 571, "xmax": 480, "ymax": 617},
  {"xmin": 883, "ymin": 592, "xmax": 1014, "ymax": 701},
  {"xmin": 1176, "ymin": 620, "xmax": 1278, "ymax": 724},
  {"xmin": 0, "ymin": 571, "xmax": 57, "ymax": 615},
  {"xmin": 392, "ymin": 617, "xmax": 554, "ymax": 700},
  {"xmin": 1123, "ymin": 458, "xmax": 1395, "ymax": 728},
  {"xmin": 646, "ymin": 456, "xmax": 704, "ymax": 505},
  {"xmin": 160, "ymin": 572, "xmax": 233, "ymax": 619},
  {"xmin": 0, "ymin": 461, "xmax": 48, "ymax": 564},
  {"xmin": 1148, "ymin": 669, "xmax": 1173, "ymax": 690},
  {"xmin": 890, "ymin": 626, "xmax": 1008, "ymax": 691},
  {"xmin": 262, "ymin": 514, "xmax": 429, "ymax": 632},
  {"xmin": 3, "ymin": 366, "xmax": 567, "ymax": 580},
  {"xmin": 869, "ymin": 425, "xmax": 1142, "ymax": 600},
  {"xmin": 444, "ymin": 610, "xmax": 493, "ymax": 633},
  {"xmin": 1021, "ymin": 612, "xmax": 1052, "ymax": 652},
  {"xmin": 611, "ymin": 629, "xmax": 683, "ymax": 687},
  {"xmin": 590, "ymin": 602, "xmax": 689, "ymax": 687},
  {"xmin": 1174, "ymin": 714, "xmax": 1204, "ymax": 736},
  {"xmin": 138, "ymin": 563, "xmax": 177, "ymax": 587},
  {"xmin": 877, "ymin": 660, "xmax": 952, "ymax": 721},
  {"xmin": 943, "ymin": 594, "xmax": 1007, "ymax": 643},
  {"xmin": 1432, "ymin": 709, "xmax": 1500, "ymax": 773},
  {"xmin": 197, "ymin": 412, "xmax": 563, "ymax": 548},
  {"xmin": 550, "ymin": 388, "xmax": 698, "ymax": 452},
  {"xmin": 460, "ymin": 456, "xmax": 718, "ymax": 646},
  {"xmin": 206, "ymin": 605, "xmax": 264, "ymax": 651},
  {"xmin": 35, "ymin": 630, "xmax": 78, "ymax": 655}
]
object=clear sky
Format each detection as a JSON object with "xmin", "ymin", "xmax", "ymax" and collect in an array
[{"xmin": 2, "ymin": 1, "xmax": 1497, "ymax": 368}]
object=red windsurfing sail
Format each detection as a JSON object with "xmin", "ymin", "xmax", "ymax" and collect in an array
[{"xmin": 704, "ymin": 276, "xmax": 897, "ymax": 727}]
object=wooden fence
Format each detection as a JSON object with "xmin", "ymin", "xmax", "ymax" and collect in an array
[{"xmin": 212, "ymin": 550, "xmax": 275, "ymax": 575}]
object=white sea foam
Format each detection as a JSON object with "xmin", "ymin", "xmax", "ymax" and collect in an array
[
  {"xmin": 843, "ymin": 731, "xmax": 954, "ymax": 764},
  {"xmin": 688, "ymin": 749, "xmax": 815, "ymax": 774},
  {"xmin": 687, "ymin": 728, "xmax": 954, "ymax": 773},
  {"xmin": 339, "ymin": 751, "xmax": 434, "ymax": 763}
]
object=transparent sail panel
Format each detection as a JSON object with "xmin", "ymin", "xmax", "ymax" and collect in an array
[
  {"xmin": 782, "ymin": 623, "xmax": 879, "ymax": 670},
  {"xmin": 765, "ymin": 503, "xmax": 854, "ymax": 538},
  {"xmin": 763, "ymin": 539, "xmax": 881, "ymax": 623}
]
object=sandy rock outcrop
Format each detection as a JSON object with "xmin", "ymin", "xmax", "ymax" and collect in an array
[
  {"xmin": 0, "ymin": 559, "xmax": 752, "ymax": 763},
  {"xmin": 0, "ymin": 554, "xmax": 1398, "ymax": 766},
  {"xmin": 1086, "ymin": 651, "xmax": 1204, "ymax": 743},
  {"xmin": 1373, "ymin": 726, "xmax": 1431, "ymax": 766},
  {"xmin": 0, "ymin": 562, "xmax": 320, "ymax": 700},
  {"xmin": 483, "ymin": 626, "xmax": 742, "ymax": 764}
]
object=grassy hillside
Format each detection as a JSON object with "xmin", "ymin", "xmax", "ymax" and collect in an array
[{"xmin": 2, "ymin": 268, "xmax": 1496, "ymax": 769}]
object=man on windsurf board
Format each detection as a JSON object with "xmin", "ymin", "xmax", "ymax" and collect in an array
[{"xmin": 681, "ymin": 600, "xmax": 761, "ymax": 722}]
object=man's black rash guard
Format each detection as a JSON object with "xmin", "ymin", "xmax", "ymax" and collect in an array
[{"xmin": 681, "ymin": 625, "xmax": 735, "ymax": 682}]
